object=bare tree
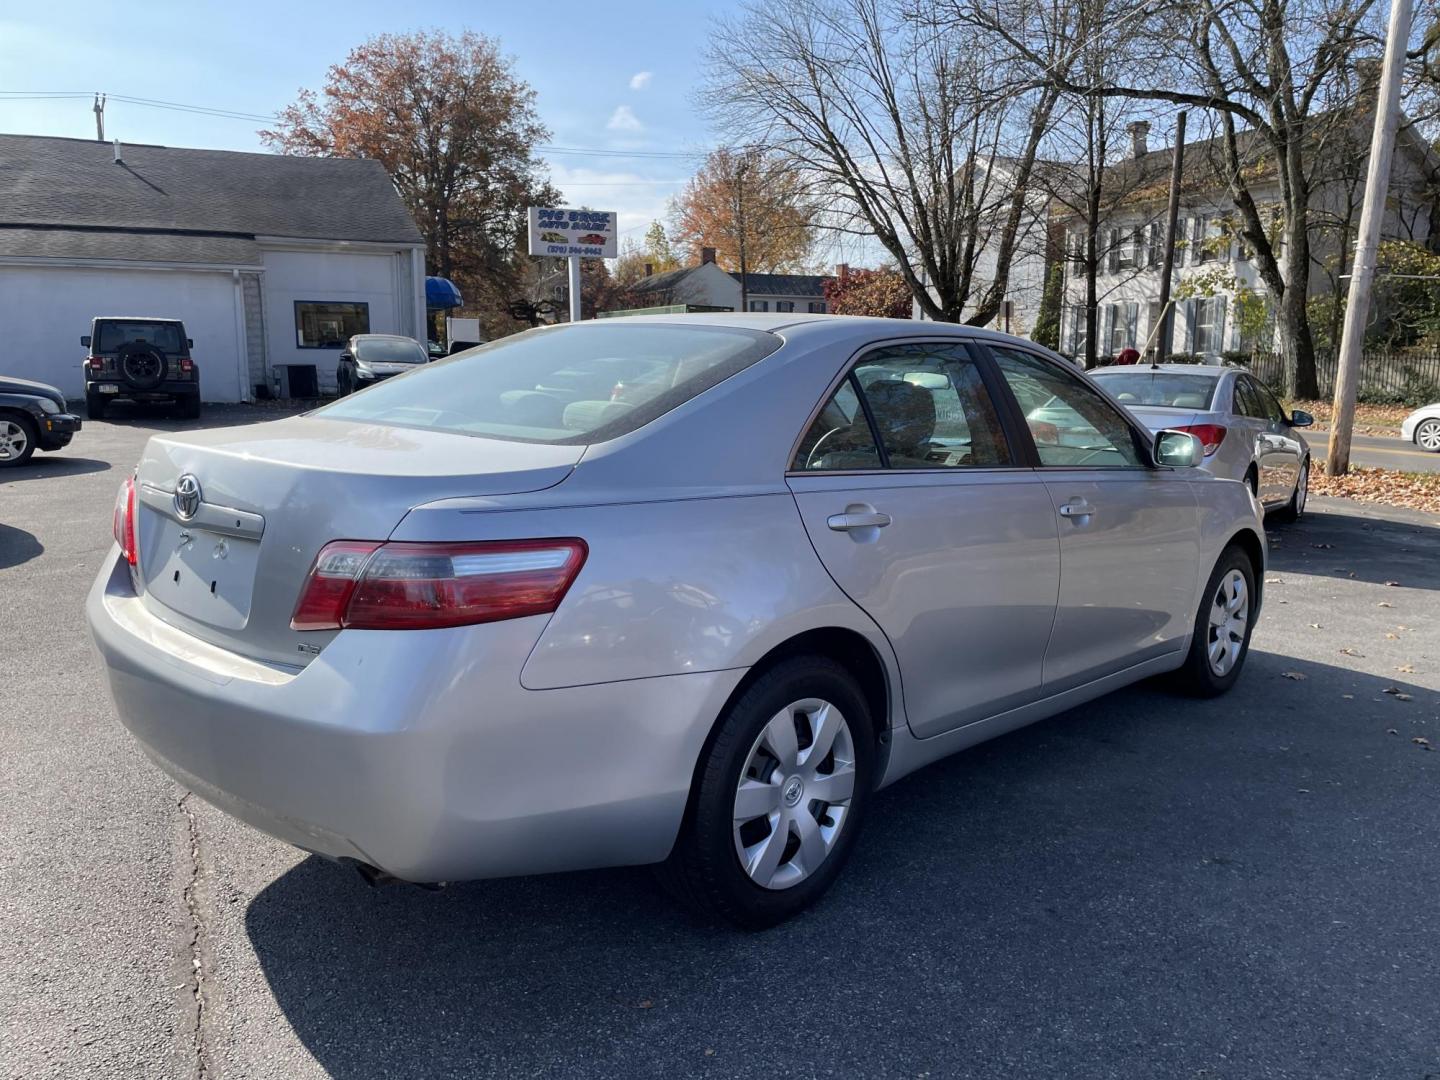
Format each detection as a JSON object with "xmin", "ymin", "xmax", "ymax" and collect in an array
[{"xmin": 704, "ymin": 0, "xmax": 1063, "ymax": 323}]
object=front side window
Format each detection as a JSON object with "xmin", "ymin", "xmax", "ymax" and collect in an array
[
  {"xmin": 1248, "ymin": 378, "xmax": 1285, "ymax": 422},
  {"xmin": 793, "ymin": 343, "xmax": 1010, "ymax": 471},
  {"xmin": 296, "ymin": 302, "xmax": 369, "ymax": 348},
  {"xmin": 318, "ymin": 323, "xmax": 780, "ymax": 444},
  {"xmin": 991, "ymin": 346, "xmax": 1143, "ymax": 467}
]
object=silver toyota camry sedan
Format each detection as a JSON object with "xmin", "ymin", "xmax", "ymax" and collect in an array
[{"xmin": 88, "ymin": 316, "xmax": 1265, "ymax": 928}]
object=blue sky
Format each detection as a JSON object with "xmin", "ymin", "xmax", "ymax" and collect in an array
[{"xmin": 0, "ymin": 0, "xmax": 738, "ymax": 246}]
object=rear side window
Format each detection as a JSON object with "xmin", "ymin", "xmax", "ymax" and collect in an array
[
  {"xmin": 792, "ymin": 343, "xmax": 1011, "ymax": 470},
  {"xmin": 316, "ymin": 323, "xmax": 781, "ymax": 444},
  {"xmin": 95, "ymin": 321, "xmax": 184, "ymax": 354}
]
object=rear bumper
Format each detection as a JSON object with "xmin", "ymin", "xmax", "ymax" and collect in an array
[
  {"xmin": 87, "ymin": 553, "xmax": 743, "ymax": 881},
  {"xmin": 87, "ymin": 380, "xmax": 197, "ymax": 401}
]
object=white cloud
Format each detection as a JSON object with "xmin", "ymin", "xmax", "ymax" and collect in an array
[
  {"xmin": 606, "ymin": 105, "xmax": 643, "ymax": 133},
  {"xmin": 629, "ymin": 71, "xmax": 653, "ymax": 91}
]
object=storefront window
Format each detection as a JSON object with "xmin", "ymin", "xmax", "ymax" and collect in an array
[{"xmin": 295, "ymin": 301, "xmax": 370, "ymax": 348}]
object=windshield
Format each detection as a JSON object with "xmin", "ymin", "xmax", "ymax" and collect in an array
[
  {"xmin": 316, "ymin": 322, "xmax": 781, "ymax": 444},
  {"xmin": 354, "ymin": 337, "xmax": 427, "ymax": 364},
  {"xmin": 1091, "ymin": 371, "xmax": 1218, "ymax": 410},
  {"xmin": 96, "ymin": 321, "xmax": 184, "ymax": 354}
]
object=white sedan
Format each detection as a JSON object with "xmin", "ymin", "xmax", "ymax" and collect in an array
[{"xmin": 1401, "ymin": 403, "xmax": 1440, "ymax": 452}]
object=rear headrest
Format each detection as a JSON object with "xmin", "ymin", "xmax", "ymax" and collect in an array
[
  {"xmin": 1171, "ymin": 393, "xmax": 1208, "ymax": 408},
  {"xmin": 865, "ymin": 379, "xmax": 936, "ymax": 455},
  {"xmin": 563, "ymin": 399, "xmax": 634, "ymax": 431},
  {"xmin": 1116, "ymin": 392, "xmax": 1138, "ymax": 402}
]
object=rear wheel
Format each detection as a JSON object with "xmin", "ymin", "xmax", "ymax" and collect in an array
[
  {"xmin": 1416, "ymin": 418, "xmax": 1440, "ymax": 453},
  {"xmin": 0, "ymin": 413, "xmax": 38, "ymax": 468},
  {"xmin": 658, "ymin": 656, "xmax": 876, "ymax": 929},
  {"xmin": 1269, "ymin": 457, "xmax": 1308, "ymax": 523},
  {"xmin": 1171, "ymin": 544, "xmax": 1256, "ymax": 697}
]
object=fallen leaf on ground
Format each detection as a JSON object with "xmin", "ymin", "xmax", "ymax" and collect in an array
[
  {"xmin": 1312, "ymin": 543, "xmax": 1334, "ymax": 549},
  {"xmin": 1377, "ymin": 601, "xmax": 1393, "ymax": 608},
  {"xmin": 1397, "ymin": 664, "xmax": 1416, "ymax": 674},
  {"xmin": 1309, "ymin": 623, "xmax": 1323, "ymax": 629},
  {"xmin": 1414, "ymin": 737, "xmax": 1433, "ymax": 750},
  {"xmin": 1382, "ymin": 687, "xmax": 1413, "ymax": 701},
  {"xmin": 1281, "ymin": 671, "xmax": 1308, "ymax": 681},
  {"xmin": 1385, "ymin": 581, "xmax": 1402, "ymax": 587},
  {"xmin": 1385, "ymin": 633, "xmax": 1400, "ymax": 640},
  {"xmin": 1265, "ymin": 577, "xmax": 1285, "ymax": 584},
  {"xmin": 1342, "ymin": 694, "xmax": 1355, "ymax": 699},
  {"xmin": 1387, "ymin": 728, "xmax": 1398, "ymax": 734},
  {"xmin": 1312, "ymin": 463, "xmax": 1440, "ymax": 514},
  {"xmin": 638, "ymin": 1000, "xmax": 654, "ymax": 1009},
  {"xmin": 1340, "ymin": 648, "xmax": 1364, "ymax": 657}
]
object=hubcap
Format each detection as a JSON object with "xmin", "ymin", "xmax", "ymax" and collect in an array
[
  {"xmin": 1207, "ymin": 569, "xmax": 1249, "ymax": 677},
  {"xmin": 733, "ymin": 698, "xmax": 856, "ymax": 891},
  {"xmin": 1419, "ymin": 420, "xmax": 1440, "ymax": 452},
  {"xmin": 1296, "ymin": 461, "xmax": 1308, "ymax": 513},
  {"xmin": 0, "ymin": 419, "xmax": 27, "ymax": 461}
]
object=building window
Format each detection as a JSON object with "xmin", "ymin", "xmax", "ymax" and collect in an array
[
  {"xmin": 749, "ymin": 300, "xmax": 769, "ymax": 312},
  {"xmin": 808, "ymin": 301, "xmax": 827, "ymax": 313},
  {"xmin": 295, "ymin": 301, "xmax": 369, "ymax": 348},
  {"xmin": 1188, "ymin": 296, "xmax": 1228, "ymax": 354},
  {"xmin": 1066, "ymin": 305, "xmax": 1088, "ymax": 356},
  {"xmin": 1147, "ymin": 223, "xmax": 1163, "ymax": 267},
  {"xmin": 1106, "ymin": 302, "xmax": 1139, "ymax": 354},
  {"xmin": 776, "ymin": 301, "xmax": 795, "ymax": 313}
]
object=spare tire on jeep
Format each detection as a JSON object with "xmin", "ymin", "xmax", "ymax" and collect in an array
[{"xmin": 116, "ymin": 342, "xmax": 167, "ymax": 390}]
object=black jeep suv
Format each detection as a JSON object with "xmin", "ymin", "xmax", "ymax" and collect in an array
[{"xmin": 83, "ymin": 317, "xmax": 201, "ymax": 419}]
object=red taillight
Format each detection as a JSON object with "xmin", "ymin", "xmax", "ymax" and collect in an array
[
  {"xmin": 291, "ymin": 538, "xmax": 587, "ymax": 631},
  {"xmin": 1173, "ymin": 424, "xmax": 1227, "ymax": 456},
  {"xmin": 86, "ymin": 356, "xmax": 105, "ymax": 372},
  {"xmin": 180, "ymin": 358, "xmax": 194, "ymax": 375},
  {"xmin": 112, "ymin": 475, "xmax": 138, "ymax": 566}
]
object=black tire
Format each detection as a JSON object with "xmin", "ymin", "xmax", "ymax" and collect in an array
[
  {"xmin": 85, "ymin": 391, "xmax": 107, "ymax": 421},
  {"xmin": 1171, "ymin": 544, "xmax": 1258, "ymax": 698},
  {"xmin": 1415, "ymin": 418, "xmax": 1440, "ymax": 453},
  {"xmin": 658, "ymin": 655, "xmax": 876, "ymax": 930},
  {"xmin": 1244, "ymin": 467, "xmax": 1258, "ymax": 498},
  {"xmin": 177, "ymin": 392, "xmax": 201, "ymax": 421},
  {"xmin": 1269, "ymin": 457, "xmax": 1308, "ymax": 524},
  {"xmin": 116, "ymin": 343, "xmax": 168, "ymax": 390},
  {"xmin": 0, "ymin": 411, "xmax": 39, "ymax": 468}
]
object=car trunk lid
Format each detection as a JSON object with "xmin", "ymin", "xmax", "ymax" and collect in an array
[
  {"xmin": 132, "ymin": 414, "xmax": 581, "ymax": 665},
  {"xmin": 1116, "ymin": 404, "xmax": 1206, "ymax": 433}
]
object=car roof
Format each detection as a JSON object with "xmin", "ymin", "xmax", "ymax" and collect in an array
[
  {"xmin": 351, "ymin": 333, "xmax": 417, "ymax": 340},
  {"xmin": 93, "ymin": 316, "xmax": 184, "ymax": 323}
]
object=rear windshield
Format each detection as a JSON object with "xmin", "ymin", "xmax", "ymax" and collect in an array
[
  {"xmin": 354, "ymin": 337, "xmax": 427, "ymax": 364},
  {"xmin": 1091, "ymin": 371, "xmax": 1218, "ymax": 410},
  {"xmin": 96, "ymin": 321, "xmax": 185, "ymax": 354},
  {"xmin": 315, "ymin": 322, "xmax": 782, "ymax": 444}
]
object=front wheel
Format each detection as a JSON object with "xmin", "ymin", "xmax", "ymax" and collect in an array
[
  {"xmin": 1171, "ymin": 544, "xmax": 1257, "ymax": 697},
  {"xmin": 1416, "ymin": 418, "xmax": 1440, "ymax": 453},
  {"xmin": 0, "ymin": 413, "xmax": 38, "ymax": 467},
  {"xmin": 658, "ymin": 656, "xmax": 876, "ymax": 929}
]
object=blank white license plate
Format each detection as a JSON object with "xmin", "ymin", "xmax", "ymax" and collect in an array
[
  {"xmin": 98, "ymin": 384, "xmax": 120, "ymax": 394},
  {"xmin": 147, "ymin": 518, "xmax": 260, "ymax": 629}
]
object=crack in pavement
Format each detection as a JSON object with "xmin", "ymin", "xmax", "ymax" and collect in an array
[{"xmin": 177, "ymin": 793, "xmax": 212, "ymax": 1080}]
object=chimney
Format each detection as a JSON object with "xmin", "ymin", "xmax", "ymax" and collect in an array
[
  {"xmin": 836, "ymin": 263, "xmax": 850, "ymax": 281},
  {"xmin": 1357, "ymin": 58, "xmax": 1382, "ymax": 98},
  {"xmin": 1126, "ymin": 121, "xmax": 1149, "ymax": 160},
  {"xmin": 644, "ymin": 263, "xmax": 654, "ymax": 277},
  {"xmin": 700, "ymin": 246, "xmax": 716, "ymax": 265},
  {"xmin": 112, "ymin": 138, "xmax": 123, "ymax": 164}
]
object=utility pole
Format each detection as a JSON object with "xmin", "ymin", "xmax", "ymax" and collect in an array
[
  {"xmin": 93, "ymin": 93, "xmax": 105, "ymax": 142},
  {"xmin": 1330, "ymin": 0, "xmax": 1413, "ymax": 475},
  {"xmin": 1154, "ymin": 110, "xmax": 1186, "ymax": 363},
  {"xmin": 735, "ymin": 156, "xmax": 749, "ymax": 313}
]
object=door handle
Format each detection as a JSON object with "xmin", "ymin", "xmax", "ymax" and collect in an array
[
  {"xmin": 827, "ymin": 511, "xmax": 892, "ymax": 531},
  {"xmin": 1058, "ymin": 499, "xmax": 1093, "ymax": 519}
]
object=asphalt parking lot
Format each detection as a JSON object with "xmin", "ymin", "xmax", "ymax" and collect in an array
[{"xmin": 2, "ymin": 406, "xmax": 1438, "ymax": 1080}]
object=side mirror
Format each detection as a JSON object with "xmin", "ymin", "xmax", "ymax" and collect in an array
[
  {"xmin": 1289, "ymin": 409, "xmax": 1314, "ymax": 428},
  {"xmin": 187, "ymin": 338, "xmax": 194, "ymax": 349},
  {"xmin": 80, "ymin": 335, "xmax": 91, "ymax": 348},
  {"xmin": 1154, "ymin": 429, "xmax": 1204, "ymax": 468}
]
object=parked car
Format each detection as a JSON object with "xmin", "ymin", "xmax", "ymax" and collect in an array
[
  {"xmin": 336, "ymin": 334, "xmax": 429, "ymax": 395},
  {"xmin": 1400, "ymin": 402, "xmax": 1440, "ymax": 453},
  {"xmin": 1089, "ymin": 363, "xmax": 1312, "ymax": 521},
  {"xmin": 83, "ymin": 317, "xmax": 201, "ymax": 420},
  {"xmin": 88, "ymin": 317, "xmax": 1264, "ymax": 928},
  {"xmin": 0, "ymin": 375, "xmax": 82, "ymax": 467}
]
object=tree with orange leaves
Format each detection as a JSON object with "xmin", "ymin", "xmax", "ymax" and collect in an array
[
  {"xmin": 261, "ymin": 30, "xmax": 558, "ymax": 332},
  {"xmin": 669, "ymin": 148, "xmax": 817, "ymax": 274}
]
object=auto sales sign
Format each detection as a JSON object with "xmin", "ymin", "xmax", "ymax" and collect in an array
[{"xmin": 527, "ymin": 208, "xmax": 619, "ymax": 259}]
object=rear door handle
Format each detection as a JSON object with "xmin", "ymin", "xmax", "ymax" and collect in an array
[
  {"xmin": 1058, "ymin": 499, "xmax": 1093, "ymax": 519},
  {"xmin": 827, "ymin": 511, "xmax": 892, "ymax": 531}
]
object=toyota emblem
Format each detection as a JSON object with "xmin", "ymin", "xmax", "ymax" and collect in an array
[{"xmin": 173, "ymin": 474, "xmax": 202, "ymax": 521}]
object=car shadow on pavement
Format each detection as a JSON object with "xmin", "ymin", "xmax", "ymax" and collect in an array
[
  {"xmin": 0, "ymin": 523, "xmax": 43, "ymax": 569},
  {"xmin": 1267, "ymin": 501, "xmax": 1440, "ymax": 590},
  {"xmin": 244, "ymin": 652, "xmax": 1439, "ymax": 1079},
  {"xmin": 0, "ymin": 457, "xmax": 111, "ymax": 484}
]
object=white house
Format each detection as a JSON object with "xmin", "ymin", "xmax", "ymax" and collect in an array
[
  {"xmin": 615, "ymin": 249, "xmax": 835, "ymax": 314},
  {"xmin": 0, "ymin": 133, "xmax": 427, "ymax": 401}
]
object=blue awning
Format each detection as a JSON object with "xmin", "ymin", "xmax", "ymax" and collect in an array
[{"xmin": 425, "ymin": 276, "xmax": 463, "ymax": 310}]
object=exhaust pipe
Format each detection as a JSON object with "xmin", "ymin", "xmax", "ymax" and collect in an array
[{"xmin": 348, "ymin": 859, "xmax": 445, "ymax": 891}]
